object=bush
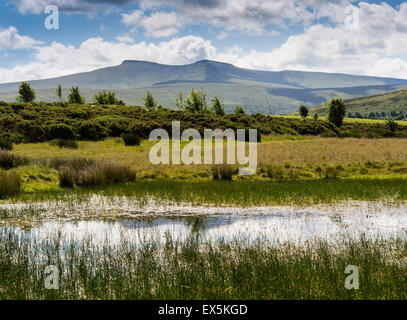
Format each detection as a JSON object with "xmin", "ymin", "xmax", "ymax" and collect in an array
[
  {"xmin": 212, "ymin": 165, "xmax": 235, "ymax": 181},
  {"xmin": 49, "ymin": 124, "xmax": 75, "ymax": 140},
  {"xmin": 78, "ymin": 121, "xmax": 109, "ymax": 140},
  {"xmin": 0, "ymin": 151, "xmax": 29, "ymax": 169},
  {"xmin": 0, "ymin": 170, "xmax": 21, "ymax": 198},
  {"xmin": 57, "ymin": 139, "xmax": 78, "ymax": 149},
  {"xmin": 0, "ymin": 137, "xmax": 13, "ymax": 151},
  {"xmin": 122, "ymin": 133, "xmax": 141, "ymax": 146},
  {"xmin": 323, "ymin": 166, "xmax": 340, "ymax": 179},
  {"xmin": 58, "ymin": 166, "xmax": 75, "ymax": 188}
]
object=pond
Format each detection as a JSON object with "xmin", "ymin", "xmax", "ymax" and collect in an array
[{"xmin": 3, "ymin": 205, "xmax": 407, "ymax": 246}]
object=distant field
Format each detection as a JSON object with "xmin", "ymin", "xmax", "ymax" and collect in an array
[
  {"xmin": 5, "ymin": 136, "xmax": 407, "ymax": 205},
  {"xmin": 279, "ymin": 114, "xmax": 407, "ymax": 125}
]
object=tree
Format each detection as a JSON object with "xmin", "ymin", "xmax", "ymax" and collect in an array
[
  {"xmin": 93, "ymin": 90, "xmax": 123, "ymax": 105},
  {"xmin": 234, "ymin": 106, "xmax": 245, "ymax": 115},
  {"xmin": 143, "ymin": 91, "xmax": 158, "ymax": 110},
  {"xmin": 327, "ymin": 98, "xmax": 346, "ymax": 128},
  {"xmin": 184, "ymin": 88, "xmax": 208, "ymax": 113},
  {"xmin": 211, "ymin": 96, "xmax": 225, "ymax": 116},
  {"xmin": 17, "ymin": 82, "xmax": 35, "ymax": 103},
  {"xmin": 299, "ymin": 105, "xmax": 309, "ymax": 120},
  {"xmin": 55, "ymin": 84, "xmax": 63, "ymax": 103},
  {"xmin": 313, "ymin": 113, "xmax": 319, "ymax": 122},
  {"xmin": 68, "ymin": 86, "xmax": 85, "ymax": 104},
  {"xmin": 175, "ymin": 91, "xmax": 185, "ymax": 110}
]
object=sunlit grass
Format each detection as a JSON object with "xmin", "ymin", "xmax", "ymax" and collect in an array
[{"xmin": 0, "ymin": 229, "xmax": 406, "ymax": 300}]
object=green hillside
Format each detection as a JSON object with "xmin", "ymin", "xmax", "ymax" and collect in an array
[
  {"xmin": 314, "ymin": 88, "xmax": 407, "ymax": 120},
  {"xmin": 1, "ymin": 60, "xmax": 407, "ymax": 114}
]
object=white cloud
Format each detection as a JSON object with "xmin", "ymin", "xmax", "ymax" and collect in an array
[
  {"xmin": 115, "ymin": 35, "xmax": 134, "ymax": 43},
  {"xmin": 0, "ymin": 35, "xmax": 217, "ymax": 82},
  {"xmin": 122, "ymin": 10, "xmax": 181, "ymax": 38},
  {"xmin": 0, "ymin": 26, "xmax": 41, "ymax": 50}
]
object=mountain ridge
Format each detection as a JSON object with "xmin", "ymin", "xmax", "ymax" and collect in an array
[{"xmin": 1, "ymin": 59, "xmax": 407, "ymax": 114}]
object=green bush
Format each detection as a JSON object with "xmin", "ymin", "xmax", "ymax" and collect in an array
[
  {"xmin": 49, "ymin": 124, "xmax": 75, "ymax": 140},
  {"xmin": 0, "ymin": 170, "xmax": 21, "ymax": 198},
  {"xmin": 0, "ymin": 137, "xmax": 13, "ymax": 151},
  {"xmin": 57, "ymin": 139, "xmax": 78, "ymax": 149},
  {"xmin": 122, "ymin": 133, "xmax": 141, "ymax": 146},
  {"xmin": 78, "ymin": 121, "xmax": 109, "ymax": 140}
]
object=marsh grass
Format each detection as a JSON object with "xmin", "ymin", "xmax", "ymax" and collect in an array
[
  {"xmin": 211, "ymin": 165, "xmax": 236, "ymax": 181},
  {"xmin": 58, "ymin": 161, "xmax": 136, "ymax": 188},
  {"xmin": 0, "ymin": 151, "xmax": 29, "ymax": 170},
  {"xmin": 0, "ymin": 170, "xmax": 21, "ymax": 198},
  {"xmin": 0, "ymin": 229, "xmax": 406, "ymax": 300}
]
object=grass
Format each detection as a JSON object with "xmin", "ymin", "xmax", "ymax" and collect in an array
[
  {"xmin": 0, "ymin": 229, "xmax": 406, "ymax": 300},
  {"xmin": 0, "ymin": 170, "xmax": 21, "ymax": 198},
  {"xmin": 0, "ymin": 136, "xmax": 403, "ymax": 204}
]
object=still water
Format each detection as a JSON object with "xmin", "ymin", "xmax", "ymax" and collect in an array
[{"xmin": 6, "ymin": 207, "xmax": 407, "ymax": 246}]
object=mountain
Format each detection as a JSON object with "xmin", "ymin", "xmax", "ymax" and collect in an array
[
  {"xmin": 313, "ymin": 88, "xmax": 407, "ymax": 120},
  {"xmin": 1, "ymin": 59, "xmax": 407, "ymax": 114}
]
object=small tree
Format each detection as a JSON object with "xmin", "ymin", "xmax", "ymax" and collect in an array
[
  {"xmin": 234, "ymin": 106, "xmax": 245, "ymax": 115},
  {"xmin": 211, "ymin": 96, "xmax": 225, "ymax": 116},
  {"xmin": 143, "ymin": 91, "xmax": 158, "ymax": 110},
  {"xmin": 327, "ymin": 98, "xmax": 346, "ymax": 128},
  {"xmin": 68, "ymin": 86, "xmax": 85, "ymax": 104},
  {"xmin": 175, "ymin": 91, "xmax": 185, "ymax": 110},
  {"xmin": 55, "ymin": 84, "xmax": 63, "ymax": 103},
  {"xmin": 17, "ymin": 82, "xmax": 35, "ymax": 103},
  {"xmin": 313, "ymin": 113, "xmax": 319, "ymax": 122},
  {"xmin": 385, "ymin": 114, "xmax": 398, "ymax": 136},
  {"xmin": 299, "ymin": 105, "xmax": 309, "ymax": 120},
  {"xmin": 185, "ymin": 88, "xmax": 208, "ymax": 113},
  {"xmin": 93, "ymin": 90, "xmax": 121, "ymax": 105}
]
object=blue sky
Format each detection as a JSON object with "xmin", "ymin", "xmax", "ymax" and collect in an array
[{"xmin": 1, "ymin": 0, "xmax": 407, "ymax": 83}]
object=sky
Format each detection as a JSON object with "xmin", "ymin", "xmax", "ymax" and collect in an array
[{"xmin": 1, "ymin": 0, "xmax": 407, "ymax": 83}]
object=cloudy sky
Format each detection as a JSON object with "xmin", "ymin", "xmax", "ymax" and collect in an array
[{"xmin": 0, "ymin": 0, "xmax": 407, "ymax": 83}]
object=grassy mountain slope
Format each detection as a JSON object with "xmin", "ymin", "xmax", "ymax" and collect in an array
[
  {"xmin": 1, "ymin": 60, "xmax": 407, "ymax": 114},
  {"xmin": 313, "ymin": 88, "xmax": 407, "ymax": 120}
]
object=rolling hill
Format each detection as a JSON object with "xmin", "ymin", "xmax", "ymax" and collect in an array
[
  {"xmin": 313, "ymin": 88, "xmax": 407, "ymax": 120},
  {"xmin": 1, "ymin": 59, "xmax": 407, "ymax": 114}
]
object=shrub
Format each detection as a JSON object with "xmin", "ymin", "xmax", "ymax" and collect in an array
[
  {"xmin": 58, "ymin": 166, "xmax": 75, "ymax": 188},
  {"xmin": 212, "ymin": 165, "xmax": 235, "ymax": 181},
  {"xmin": 0, "ymin": 151, "xmax": 29, "ymax": 169},
  {"xmin": 122, "ymin": 133, "xmax": 141, "ymax": 146},
  {"xmin": 49, "ymin": 124, "xmax": 75, "ymax": 140},
  {"xmin": 57, "ymin": 139, "xmax": 78, "ymax": 149},
  {"xmin": 78, "ymin": 121, "xmax": 109, "ymax": 140},
  {"xmin": 0, "ymin": 170, "xmax": 21, "ymax": 198},
  {"xmin": 0, "ymin": 137, "xmax": 13, "ymax": 151}
]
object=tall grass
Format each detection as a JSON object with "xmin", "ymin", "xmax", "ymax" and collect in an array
[
  {"xmin": 0, "ymin": 170, "xmax": 21, "ymax": 198},
  {"xmin": 0, "ymin": 230, "xmax": 406, "ymax": 300},
  {"xmin": 0, "ymin": 151, "xmax": 29, "ymax": 170},
  {"xmin": 58, "ymin": 161, "xmax": 136, "ymax": 188}
]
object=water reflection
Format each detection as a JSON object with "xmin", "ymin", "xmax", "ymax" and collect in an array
[{"xmin": 4, "ymin": 209, "xmax": 407, "ymax": 247}]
